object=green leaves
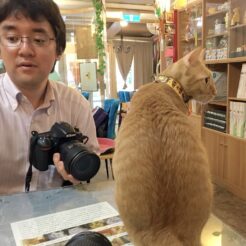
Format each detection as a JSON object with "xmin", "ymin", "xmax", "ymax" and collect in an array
[{"xmin": 92, "ymin": 0, "xmax": 106, "ymax": 76}]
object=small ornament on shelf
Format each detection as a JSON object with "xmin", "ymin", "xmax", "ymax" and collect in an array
[
  {"xmin": 231, "ymin": 8, "xmax": 240, "ymax": 26},
  {"xmin": 214, "ymin": 19, "xmax": 226, "ymax": 34},
  {"xmin": 216, "ymin": 36, "xmax": 228, "ymax": 59}
]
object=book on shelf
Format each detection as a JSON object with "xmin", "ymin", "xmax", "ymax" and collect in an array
[
  {"xmin": 204, "ymin": 122, "xmax": 226, "ymax": 132},
  {"xmin": 204, "ymin": 109, "xmax": 226, "ymax": 121},
  {"xmin": 236, "ymin": 63, "xmax": 246, "ymax": 98},
  {"xmin": 229, "ymin": 101, "xmax": 246, "ymax": 138},
  {"xmin": 204, "ymin": 109, "xmax": 226, "ymax": 133},
  {"xmin": 204, "ymin": 116, "xmax": 226, "ymax": 127}
]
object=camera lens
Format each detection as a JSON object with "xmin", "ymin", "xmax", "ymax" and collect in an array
[
  {"xmin": 65, "ymin": 231, "xmax": 112, "ymax": 246},
  {"xmin": 59, "ymin": 141, "xmax": 100, "ymax": 181}
]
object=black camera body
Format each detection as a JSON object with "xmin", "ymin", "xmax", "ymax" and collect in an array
[{"xmin": 29, "ymin": 122, "xmax": 100, "ymax": 181}]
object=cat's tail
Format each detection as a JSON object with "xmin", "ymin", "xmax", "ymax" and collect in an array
[{"xmin": 132, "ymin": 228, "xmax": 183, "ymax": 246}]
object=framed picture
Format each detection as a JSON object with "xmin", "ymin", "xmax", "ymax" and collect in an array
[
  {"xmin": 79, "ymin": 62, "xmax": 98, "ymax": 91},
  {"xmin": 165, "ymin": 12, "xmax": 174, "ymax": 23}
]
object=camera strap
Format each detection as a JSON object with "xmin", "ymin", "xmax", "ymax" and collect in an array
[
  {"xmin": 25, "ymin": 163, "xmax": 33, "ymax": 192},
  {"xmin": 25, "ymin": 136, "xmax": 36, "ymax": 192}
]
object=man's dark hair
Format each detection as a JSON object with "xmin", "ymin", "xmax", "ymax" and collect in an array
[{"xmin": 0, "ymin": 0, "xmax": 66, "ymax": 55}]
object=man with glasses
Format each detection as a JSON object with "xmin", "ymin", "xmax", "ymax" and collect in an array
[{"xmin": 0, "ymin": 0, "xmax": 99, "ymax": 194}]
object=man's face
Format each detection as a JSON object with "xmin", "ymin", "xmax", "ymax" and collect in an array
[{"xmin": 0, "ymin": 14, "xmax": 60, "ymax": 90}]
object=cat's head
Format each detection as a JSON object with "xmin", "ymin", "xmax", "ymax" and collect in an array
[{"xmin": 162, "ymin": 47, "xmax": 217, "ymax": 103}]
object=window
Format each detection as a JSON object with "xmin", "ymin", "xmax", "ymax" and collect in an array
[{"xmin": 116, "ymin": 58, "xmax": 134, "ymax": 91}]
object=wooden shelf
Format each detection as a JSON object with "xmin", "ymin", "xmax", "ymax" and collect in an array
[
  {"xmin": 208, "ymin": 100, "xmax": 227, "ymax": 107},
  {"xmin": 202, "ymin": 0, "xmax": 246, "ymax": 201},
  {"xmin": 205, "ymin": 56, "xmax": 246, "ymax": 64},
  {"xmin": 206, "ymin": 9, "xmax": 228, "ymax": 18},
  {"xmin": 228, "ymin": 97, "xmax": 246, "ymax": 102},
  {"xmin": 230, "ymin": 23, "xmax": 246, "ymax": 30},
  {"xmin": 206, "ymin": 32, "xmax": 228, "ymax": 39},
  {"xmin": 177, "ymin": 2, "xmax": 202, "ymax": 59},
  {"xmin": 181, "ymin": 37, "xmax": 202, "ymax": 42}
]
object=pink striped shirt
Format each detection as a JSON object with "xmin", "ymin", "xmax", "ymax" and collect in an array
[{"xmin": 0, "ymin": 73, "xmax": 99, "ymax": 195}]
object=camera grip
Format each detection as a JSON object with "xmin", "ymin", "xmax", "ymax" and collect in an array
[
  {"xmin": 30, "ymin": 132, "xmax": 54, "ymax": 171},
  {"xmin": 32, "ymin": 146, "xmax": 53, "ymax": 171}
]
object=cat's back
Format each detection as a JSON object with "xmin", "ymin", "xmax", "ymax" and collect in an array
[
  {"xmin": 113, "ymin": 79, "xmax": 211, "ymax": 210},
  {"xmin": 113, "ymin": 80, "xmax": 208, "ymax": 195},
  {"xmin": 115, "ymin": 81, "xmax": 192, "ymax": 148}
]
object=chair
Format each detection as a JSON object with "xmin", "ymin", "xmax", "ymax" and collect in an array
[
  {"xmin": 97, "ymin": 137, "xmax": 115, "ymax": 179},
  {"xmin": 118, "ymin": 101, "xmax": 130, "ymax": 129},
  {"xmin": 82, "ymin": 91, "xmax": 90, "ymax": 100},
  {"xmin": 118, "ymin": 91, "xmax": 134, "ymax": 103},
  {"xmin": 95, "ymin": 99, "xmax": 119, "ymax": 180},
  {"xmin": 123, "ymin": 91, "xmax": 131, "ymax": 102},
  {"xmin": 118, "ymin": 91, "xmax": 125, "ymax": 102},
  {"xmin": 103, "ymin": 98, "xmax": 120, "ymax": 139}
]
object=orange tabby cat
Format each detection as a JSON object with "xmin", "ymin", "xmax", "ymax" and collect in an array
[{"xmin": 113, "ymin": 48, "xmax": 216, "ymax": 246}]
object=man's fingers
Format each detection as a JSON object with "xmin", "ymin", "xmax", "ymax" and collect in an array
[{"xmin": 53, "ymin": 153, "xmax": 80, "ymax": 184}]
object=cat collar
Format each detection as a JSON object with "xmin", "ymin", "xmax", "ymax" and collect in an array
[
  {"xmin": 157, "ymin": 76, "xmax": 192, "ymax": 103},
  {"xmin": 155, "ymin": 75, "xmax": 192, "ymax": 115}
]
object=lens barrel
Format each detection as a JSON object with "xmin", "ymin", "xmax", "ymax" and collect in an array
[
  {"xmin": 59, "ymin": 141, "xmax": 100, "ymax": 181},
  {"xmin": 65, "ymin": 231, "xmax": 112, "ymax": 246}
]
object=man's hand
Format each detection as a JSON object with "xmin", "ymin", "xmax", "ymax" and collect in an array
[{"xmin": 53, "ymin": 153, "xmax": 80, "ymax": 185}]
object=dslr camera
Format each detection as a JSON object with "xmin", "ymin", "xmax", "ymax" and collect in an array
[{"xmin": 29, "ymin": 122, "xmax": 100, "ymax": 181}]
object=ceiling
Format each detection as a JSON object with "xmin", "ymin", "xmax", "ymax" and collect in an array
[{"xmin": 54, "ymin": 0, "xmax": 158, "ymax": 40}]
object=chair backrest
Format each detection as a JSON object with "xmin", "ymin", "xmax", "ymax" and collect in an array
[
  {"xmin": 118, "ymin": 90, "xmax": 134, "ymax": 102},
  {"xmin": 124, "ymin": 91, "xmax": 131, "ymax": 102},
  {"xmin": 93, "ymin": 107, "xmax": 109, "ymax": 138},
  {"xmin": 103, "ymin": 98, "xmax": 120, "ymax": 139},
  {"xmin": 82, "ymin": 91, "xmax": 90, "ymax": 100},
  {"xmin": 118, "ymin": 91, "xmax": 125, "ymax": 102},
  {"xmin": 118, "ymin": 102, "xmax": 130, "ymax": 129}
]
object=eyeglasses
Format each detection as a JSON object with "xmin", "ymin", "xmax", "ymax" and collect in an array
[{"xmin": 0, "ymin": 34, "xmax": 55, "ymax": 48}]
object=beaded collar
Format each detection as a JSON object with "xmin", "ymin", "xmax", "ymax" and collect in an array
[
  {"xmin": 155, "ymin": 75, "xmax": 192, "ymax": 103},
  {"xmin": 155, "ymin": 75, "xmax": 192, "ymax": 115}
]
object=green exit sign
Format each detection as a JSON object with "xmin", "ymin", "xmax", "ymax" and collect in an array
[{"xmin": 122, "ymin": 14, "xmax": 140, "ymax": 22}]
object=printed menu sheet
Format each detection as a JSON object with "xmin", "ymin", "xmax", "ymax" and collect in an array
[{"xmin": 11, "ymin": 201, "xmax": 133, "ymax": 246}]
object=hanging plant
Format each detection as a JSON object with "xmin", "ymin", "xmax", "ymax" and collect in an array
[{"xmin": 92, "ymin": 0, "xmax": 106, "ymax": 76}]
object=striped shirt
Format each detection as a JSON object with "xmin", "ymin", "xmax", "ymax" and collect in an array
[{"xmin": 0, "ymin": 73, "xmax": 99, "ymax": 195}]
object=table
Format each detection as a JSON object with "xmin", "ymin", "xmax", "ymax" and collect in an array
[
  {"xmin": 1, "ymin": 181, "xmax": 246, "ymax": 246},
  {"xmin": 0, "ymin": 181, "xmax": 115, "ymax": 245}
]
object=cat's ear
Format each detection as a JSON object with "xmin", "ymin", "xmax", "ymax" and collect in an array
[
  {"xmin": 198, "ymin": 48, "xmax": 205, "ymax": 61},
  {"xmin": 183, "ymin": 47, "xmax": 203, "ymax": 66}
]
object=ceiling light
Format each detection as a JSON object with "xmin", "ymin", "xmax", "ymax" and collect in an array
[{"xmin": 120, "ymin": 20, "xmax": 128, "ymax": 27}]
